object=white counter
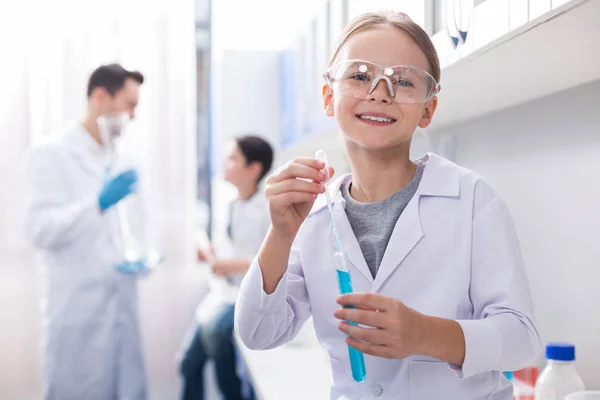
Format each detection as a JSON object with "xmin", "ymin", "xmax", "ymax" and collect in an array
[{"xmin": 235, "ymin": 319, "xmax": 332, "ymax": 400}]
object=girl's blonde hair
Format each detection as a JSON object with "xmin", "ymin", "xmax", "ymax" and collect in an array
[{"xmin": 328, "ymin": 11, "xmax": 441, "ymax": 83}]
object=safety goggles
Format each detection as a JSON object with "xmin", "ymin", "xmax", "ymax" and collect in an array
[{"xmin": 323, "ymin": 59, "xmax": 440, "ymax": 104}]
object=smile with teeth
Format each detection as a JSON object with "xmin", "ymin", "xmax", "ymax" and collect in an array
[{"xmin": 358, "ymin": 114, "xmax": 396, "ymax": 123}]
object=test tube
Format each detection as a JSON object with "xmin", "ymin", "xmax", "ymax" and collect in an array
[{"xmin": 335, "ymin": 252, "xmax": 366, "ymax": 382}]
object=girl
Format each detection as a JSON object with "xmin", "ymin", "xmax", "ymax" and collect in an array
[{"xmin": 235, "ymin": 11, "xmax": 540, "ymax": 400}]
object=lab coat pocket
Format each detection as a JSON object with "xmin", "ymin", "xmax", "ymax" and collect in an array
[
  {"xmin": 329, "ymin": 357, "xmax": 360, "ymax": 398},
  {"xmin": 408, "ymin": 359, "xmax": 495, "ymax": 400},
  {"xmin": 330, "ymin": 356, "xmax": 354, "ymax": 382}
]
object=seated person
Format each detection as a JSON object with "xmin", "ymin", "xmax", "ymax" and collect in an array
[{"xmin": 179, "ymin": 135, "xmax": 273, "ymax": 400}]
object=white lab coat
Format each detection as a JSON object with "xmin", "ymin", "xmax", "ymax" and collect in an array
[
  {"xmin": 235, "ymin": 153, "xmax": 541, "ymax": 400},
  {"xmin": 196, "ymin": 192, "xmax": 270, "ymax": 323},
  {"xmin": 23, "ymin": 124, "xmax": 147, "ymax": 400}
]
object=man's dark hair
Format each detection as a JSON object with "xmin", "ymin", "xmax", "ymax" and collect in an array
[
  {"xmin": 235, "ymin": 135, "xmax": 274, "ymax": 183},
  {"xmin": 87, "ymin": 63, "xmax": 144, "ymax": 98}
]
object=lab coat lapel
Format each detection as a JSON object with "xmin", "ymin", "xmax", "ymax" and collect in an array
[
  {"xmin": 332, "ymin": 197, "xmax": 374, "ymax": 283},
  {"xmin": 372, "ymin": 153, "xmax": 460, "ymax": 292},
  {"xmin": 372, "ymin": 193, "xmax": 423, "ymax": 292}
]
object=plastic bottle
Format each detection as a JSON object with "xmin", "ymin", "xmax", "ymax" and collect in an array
[{"xmin": 535, "ymin": 343, "xmax": 585, "ymax": 400}]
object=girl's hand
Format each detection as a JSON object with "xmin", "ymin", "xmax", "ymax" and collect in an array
[{"xmin": 264, "ymin": 158, "xmax": 334, "ymax": 239}]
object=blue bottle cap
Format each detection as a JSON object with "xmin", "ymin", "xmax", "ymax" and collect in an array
[{"xmin": 546, "ymin": 343, "xmax": 576, "ymax": 361}]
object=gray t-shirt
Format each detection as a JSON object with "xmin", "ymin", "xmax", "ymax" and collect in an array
[{"xmin": 341, "ymin": 162, "xmax": 425, "ymax": 278}]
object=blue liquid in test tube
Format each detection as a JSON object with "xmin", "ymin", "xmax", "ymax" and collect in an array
[{"xmin": 337, "ymin": 267, "xmax": 367, "ymax": 382}]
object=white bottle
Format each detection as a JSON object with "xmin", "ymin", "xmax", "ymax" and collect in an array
[{"xmin": 535, "ymin": 343, "xmax": 585, "ymax": 400}]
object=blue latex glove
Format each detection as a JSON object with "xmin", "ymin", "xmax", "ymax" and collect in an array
[
  {"xmin": 115, "ymin": 253, "xmax": 164, "ymax": 275},
  {"xmin": 115, "ymin": 260, "xmax": 150, "ymax": 275},
  {"xmin": 98, "ymin": 169, "xmax": 138, "ymax": 211}
]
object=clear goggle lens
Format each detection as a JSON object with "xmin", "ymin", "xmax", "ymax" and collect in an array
[{"xmin": 323, "ymin": 59, "xmax": 440, "ymax": 104}]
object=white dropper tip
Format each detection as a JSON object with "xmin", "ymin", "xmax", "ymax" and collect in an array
[{"xmin": 315, "ymin": 149, "xmax": 331, "ymax": 182}]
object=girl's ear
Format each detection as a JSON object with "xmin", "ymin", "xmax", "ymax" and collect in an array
[
  {"xmin": 322, "ymin": 84, "xmax": 334, "ymax": 117},
  {"xmin": 418, "ymin": 96, "xmax": 438, "ymax": 128}
]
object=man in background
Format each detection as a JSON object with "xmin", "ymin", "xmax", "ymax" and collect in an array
[{"xmin": 23, "ymin": 64, "xmax": 149, "ymax": 400}]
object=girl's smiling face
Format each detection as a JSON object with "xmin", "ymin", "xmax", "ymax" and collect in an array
[{"xmin": 323, "ymin": 25, "xmax": 438, "ymax": 152}]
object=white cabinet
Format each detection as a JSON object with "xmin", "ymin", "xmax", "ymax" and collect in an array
[
  {"xmin": 431, "ymin": 31, "xmax": 459, "ymax": 70},
  {"xmin": 473, "ymin": 0, "xmax": 510, "ymax": 50},
  {"xmin": 457, "ymin": 0, "xmax": 476, "ymax": 58},
  {"xmin": 429, "ymin": 0, "xmax": 600, "ymax": 130},
  {"xmin": 529, "ymin": 0, "xmax": 552, "ymax": 19},
  {"xmin": 509, "ymin": 0, "xmax": 529, "ymax": 30},
  {"xmin": 552, "ymin": 0, "xmax": 574, "ymax": 8}
]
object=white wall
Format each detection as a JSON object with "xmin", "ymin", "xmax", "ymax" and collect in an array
[
  {"xmin": 428, "ymin": 79, "xmax": 600, "ymax": 389},
  {"xmin": 210, "ymin": 49, "xmax": 281, "ymax": 240},
  {"xmin": 212, "ymin": 49, "xmax": 281, "ymax": 172},
  {"xmin": 211, "ymin": 0, "xmax": 327, "ymax": 52}
]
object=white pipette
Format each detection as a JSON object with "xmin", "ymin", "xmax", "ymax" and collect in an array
[
  {"xmin": 315, "ymin": 149, "xmax": 349, "ymax": 272},
  {"xmin": 314, "ymin": 149, "xmax": 366, "ymax": 382}
]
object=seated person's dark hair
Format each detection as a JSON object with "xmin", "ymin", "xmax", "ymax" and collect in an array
[{"xmin": 235, "ymin": 135, "xmax": 274, "ymax": 183}]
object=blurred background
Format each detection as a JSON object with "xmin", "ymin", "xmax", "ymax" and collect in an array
[{"xmin": 1, "ymin": 0, "xmax": 599, "ymax": 398}]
